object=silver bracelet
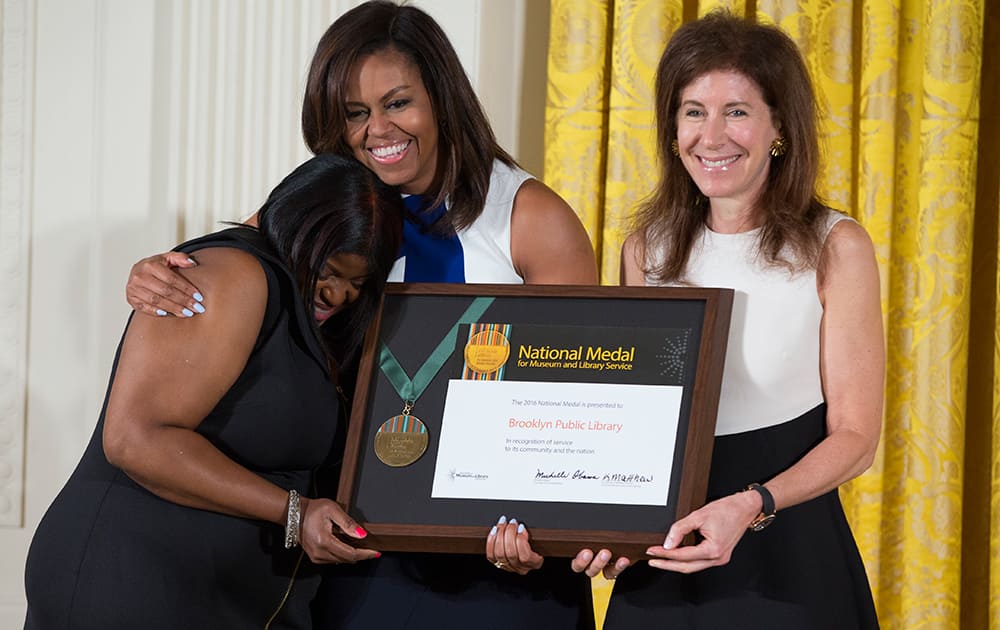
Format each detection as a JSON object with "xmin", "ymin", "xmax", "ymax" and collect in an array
[{"xmin": 284, "ymin": 489, "xmax": 302, "ymax": 549}]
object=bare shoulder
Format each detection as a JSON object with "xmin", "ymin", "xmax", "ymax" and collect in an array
[
  {"xmin": 510, "ymin": 179, "xmax": 597, "ymax": 285},
  {"xmin": 818, "ymin": 219, "xmax": 877, "ymax": 282},
  {"xmin": 510, "ymin": 179, "xmax": 581, "ymax": 232},
  {"xmin": 128, "ymin": 246, "xmax": 269, "ymax": 343},
  {"xmin": 177, "ymin": 246, "xmax": 268, "ymax": 302},
  {"xmin": 620, "ymin": 232, "xmax": 647, "ymax": 286},
  {"xmin": 818, "ymin": 218, "xmax": 879, "ymax": 306},
  {"xmin": 824, "ymin": 218, "xmax": 875, "ymax": 257},
  {"xmin": 108, "ymin": 245, "xmax": 272, "ymax": 432}
]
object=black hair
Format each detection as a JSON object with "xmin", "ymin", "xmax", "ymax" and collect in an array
[{"xmin": 256, "ymin": 153, "xmax": 403, "ymax": 368}]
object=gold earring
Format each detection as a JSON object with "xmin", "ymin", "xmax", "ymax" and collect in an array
[
  {"xmin": 769, "ymin": 137, "xmax": 787, "ymax": 157},
  {"xmin": 670, "ymin": 139, "xmax": 680, "ymax": 156}
]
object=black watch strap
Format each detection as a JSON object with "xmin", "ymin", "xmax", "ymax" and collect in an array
[{"xmin": 745, "ymin": 483, "xmax": 776, "ymax": 531}]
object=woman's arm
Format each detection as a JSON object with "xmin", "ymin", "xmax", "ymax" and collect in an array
[
  {"xmin": 646, "ymin": 219, "xmax": 884, "ymax": 572},
  {"xmin": 105, "ymin": 246, "xmax": 375, "ymax": 564},
  {"xmin": 510, "ymin": 180, "xmax": 599, "ymax": 285},
  {"xmin": 620, "ymin": 231, "xmax": 647, "ymax": 286},
  {"xmin": 124, "ymin": 214, "xmax": 260, "ymax": 317}
]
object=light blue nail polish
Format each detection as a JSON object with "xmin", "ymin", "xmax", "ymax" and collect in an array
[
  {"xmin": 517, "ymin": 523, "xmax": 525, "ymax": 534},
  {"xmin": 193, "ymin": 292, "xmax": 204, "ymax": 302},
  {"xmin": 489, "ymin": 526, "xmax": 497, "ymax": 537},
  {"xmin": 497, "ymin": 515, "xmax": 507, "ymax": 525},
  {"xmin": 182, "ymin": 308, "xmax": 194, "ymax": 317},
  {"xmin": 510, "ymin": 518, "xmax": 518, "ymax": 525},
  {"xmin": 155, "ymin": 309, "xmax": 167, "ymax": 317},
  {"xmin": 192, "ymin": 302, "xmax": 206, "ymax": 314}
]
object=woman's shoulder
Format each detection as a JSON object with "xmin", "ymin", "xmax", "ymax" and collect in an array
[
  {"xmin": 817, "ymin": 210, "xmax": 877, "ymax": 288},
  {"xmin": 177, "ymin": 246, "xmax": 268, "ymax": 304},
  {"xmin": 819, "ymin": 208, "xmax": 854, "ymax": 235},
  {"xmin": 175, "ymin": 227, "xmax": 287, "ymax": 297},
  {"xmin": 508, "ymin": 175, "xmax": 598, "ymax": 284},
  {"xmin": 819, "ymin": 209, "xmax": 871, "ymax": 249},
  {"xmin": 485, "ymin": 158, "xmax": 533, "ymax": 206},
  {"xmin": 119, "ymin": 245, "xmax": 269, "ymax": 373}
]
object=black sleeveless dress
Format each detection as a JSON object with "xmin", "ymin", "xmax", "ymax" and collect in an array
[
  {"xmin": 603, "ymin": 405, "xmax": 880, "ymax": 630},
  {"xmin": 24, "ymin": 228, "xmax": 339, "ymax": 629}
]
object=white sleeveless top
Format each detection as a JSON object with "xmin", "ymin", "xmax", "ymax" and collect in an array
[
  {"xmin": 647, "ymin": 211, "xmax": 849, "ymax": 435},
  {"xmin": 388, "ymin": 159, "xmax": 528, "ymax": 284}
]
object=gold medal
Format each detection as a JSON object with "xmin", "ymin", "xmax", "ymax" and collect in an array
[
  {"xmin": 376, "ymin": 298, "xmax": 496, "ymax": 468},
  {"xmin": 464, "ymin": 328, "xmax": 510, "ymax": 374},
  {"xmin": 374, "ymin": 414, "xmax": 429, "ymax": 467}
]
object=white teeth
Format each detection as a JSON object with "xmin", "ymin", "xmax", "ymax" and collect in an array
[
  {"xmin": 702, "ymin": 156, "xmax": 739, "ymax": 168},
  {"xmin": 370, "ymin": 141, "xmax": 409, "ymax": 158}
]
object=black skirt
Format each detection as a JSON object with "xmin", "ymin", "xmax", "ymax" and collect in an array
[
  {"xmin": 312, "ymin": 552, "xmax": 594, "ymax": 630},
  {"xmin": 604, "ymin": 404, "xmax": 879, "ymax": 630}
]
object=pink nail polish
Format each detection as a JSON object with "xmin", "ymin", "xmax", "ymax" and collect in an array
[
  {"xmin": 374, "ymin": 551, "xmax": 382, "ymax": 558},
  {"xmin": 356, "ymin": 526, "xmax": 368, "ymax": 537}
]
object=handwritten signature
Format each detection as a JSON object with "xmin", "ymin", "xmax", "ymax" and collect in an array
[{"xmin": 534, "ymin": 469, "xmax": 654, "ymax": 484}]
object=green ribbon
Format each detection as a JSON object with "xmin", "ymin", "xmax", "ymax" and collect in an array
[{"xmin": 379, "ymin": 297, "xmax": 495, "ymax": 409}]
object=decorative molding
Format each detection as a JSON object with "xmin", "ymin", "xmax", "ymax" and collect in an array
[
  {"xmin": 0, "ymin": 0, "xmax": 34, "ymax": 528},
  {"xmin": 156, "ymin": 1, "xmax": 501, "ymax": 240},
  {"xmin": 160, "ymin": 0, "xmax": 349, "ymax": 242}
]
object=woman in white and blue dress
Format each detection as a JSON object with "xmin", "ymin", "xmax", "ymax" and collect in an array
[
  {"xmin": 123, "ymin": 3, "xmax": 606, "ymax": 629},
  {"xmin": 595, "ymin": 12, "xmax": 883, "ymax": 630}
]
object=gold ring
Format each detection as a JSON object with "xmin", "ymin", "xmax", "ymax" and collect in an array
[{"xmin": 494, "ymin": 560, "xmax": 506, "ymax": 569}]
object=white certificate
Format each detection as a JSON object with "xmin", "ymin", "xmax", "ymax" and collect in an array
[{"xmin": 430, "ymin": 380, "xmax": 682, "ymax": 506}]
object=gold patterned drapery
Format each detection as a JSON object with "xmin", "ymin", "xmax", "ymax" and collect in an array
[{"xmin": 544, "ymin": 1, "xmax": 999, "ymax": 628}]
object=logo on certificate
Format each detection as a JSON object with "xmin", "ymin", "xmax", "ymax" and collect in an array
[{"xmin": 463, "ymin": 324, "xmax": 512, "ymax": 377}]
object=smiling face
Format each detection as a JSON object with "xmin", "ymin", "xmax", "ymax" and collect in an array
[
  {"xmin": 312, "ymin": 253, "xmax": 370, "ymax": 324},
  {"xmin": 675, "ymin": 70, "xmax": 780, "ymax": 219},
  {"xmin": 344, "ymin": 49, "xmax": 440, "ymax": 195}
]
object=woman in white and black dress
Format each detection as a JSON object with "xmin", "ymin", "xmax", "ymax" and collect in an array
[{"xmin": 596, "ymin": 12, "xmax": 884, "ymax": 629}]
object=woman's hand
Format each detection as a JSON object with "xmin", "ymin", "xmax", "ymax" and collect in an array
[
  {"xmin": 126, "ymin": 252, "xmax": 205, "ymax": 317},
  {"xmin": 485, "ymin": 516, "xmax": 544, "ymax": 575},
  {"xmin": 645, "ymin": 490, "xmax": 760, "ymax": 573},
  {"xmin": 571, "ymin": 548, "xmax": 631, "ymax": 580},
  {"xmin": 298, "ymin": 497, "xmax": 380, "ymax": 565}
]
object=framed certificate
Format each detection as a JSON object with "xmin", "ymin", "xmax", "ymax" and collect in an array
[{"xmin": 336, "ymin": 284, "xmax": 733, "ymax": 557}]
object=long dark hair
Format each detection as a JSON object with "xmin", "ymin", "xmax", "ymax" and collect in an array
[
  {"xmin": 301, "ymin": 0, "xmax": 514, "ymax": 231},
  {"xmin": 256, "ymin": 154, "xmax": 402, "ymax": 367},
  {"xmin": 635, "ymin": 10, "xmax": 827, "ymax": 283}
]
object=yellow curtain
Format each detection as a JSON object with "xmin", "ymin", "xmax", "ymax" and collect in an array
[{"xmin": 544, "ymin": 1, "xmax": 999, "ymax": 629}]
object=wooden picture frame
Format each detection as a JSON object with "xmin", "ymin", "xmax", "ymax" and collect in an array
[{"xmin": 336, "ymin": 283, "xmax": 733, "ymax": 557}]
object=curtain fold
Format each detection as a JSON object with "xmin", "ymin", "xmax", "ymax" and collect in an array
[
  {"xmin": 545, "ymin": 1, "xmax": 996, "ymax": 628},
  {"xmin": 544, "ymin": 0, "xmax": 614, "ymax": 279}
]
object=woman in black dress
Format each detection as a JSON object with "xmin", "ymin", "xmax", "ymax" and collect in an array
[{"xmin": 23, "ymin": 154, "xmax": 402, "ymax": 629}]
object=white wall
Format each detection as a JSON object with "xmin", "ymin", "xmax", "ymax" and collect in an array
[{"xmin": 0, "ymin": 0, "xmax": 539, "ymax": 623}]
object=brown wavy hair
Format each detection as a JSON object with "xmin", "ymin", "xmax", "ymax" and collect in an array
[
  {"xmin": 634, "ymin": 10, "xmax": 829, "ymax": 283},
  {"xmin": 301, "ymin": 0, "xmax": 515, "ymax": 232}
]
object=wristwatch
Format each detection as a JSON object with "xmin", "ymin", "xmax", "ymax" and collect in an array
[{"xmin": 745, "ymin": 483, "xmax": 776, "ymax": 531}]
